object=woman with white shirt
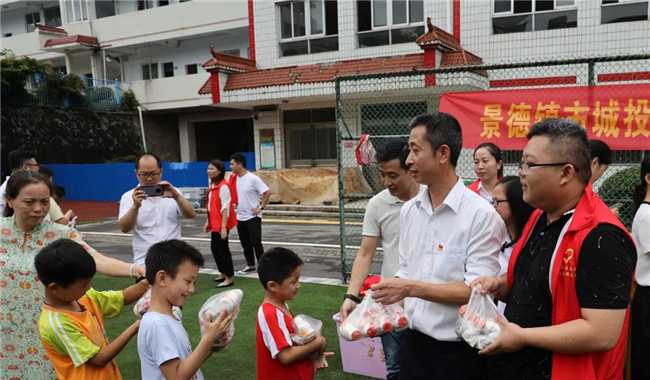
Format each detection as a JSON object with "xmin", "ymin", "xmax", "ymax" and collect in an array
[
  {"xmin": 631, "ymin": 156, "xmax": 650, "ymax": 380},
  {"xmin": 468, "ymin": 142, "xmax": 503, "ymax": 202},
  {"xmin": 203, "ymin": 159, "xmax": 237, "ymax": 288}
]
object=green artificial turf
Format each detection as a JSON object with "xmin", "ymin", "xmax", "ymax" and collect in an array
[{"xmin": 93, "ymin": 274, "xmax": 376, "ymax": 379}]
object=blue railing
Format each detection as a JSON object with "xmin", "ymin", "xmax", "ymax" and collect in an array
[{"xmin": 23, "ymin": 75, "xmax": 129, "ymax": 111}]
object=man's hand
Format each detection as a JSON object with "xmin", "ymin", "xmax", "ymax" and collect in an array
[
  {"xmin": 340, "ymin": 298, "xmax": 357, "ymax": 322},
  {"xmin": 159, "ymin": 181, "xmax": 180, "ymax": 199},
  {"xmin": 132, "ymin": 265, "xmax": 146, "ymax": 278},
  {"xmin": 252, "ymin": 207, "xmax": 262, "ymax": 216},
  {"xmin": 470, "ymin": 275, "xmax": 507, "ymax": 301},
  {"xmin": 370, "ymin": 278, "xmax": 412, "ymax": 305},
  {"xmin": 479, "ymin": 315, "xmax": 527, "ymax": 355},
  {"xmin": 131, "ymin": 188, "xmax": 147, "ymax": 208}
]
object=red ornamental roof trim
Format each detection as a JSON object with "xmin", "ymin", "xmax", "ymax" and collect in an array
[
  {"xmin": 34, "ymin": 23, "xmax": 67, "ymax": 36},
  {"xmin": 202, "ymin": 52, "xmax": 257, "ymax": 72},
  {"xmin": 415, "ymin": 18, "xmax": 460, "ymax": 51},
  {"xmin": 44, "ymin": 35, "xmax": 100, "ymax": 48}
]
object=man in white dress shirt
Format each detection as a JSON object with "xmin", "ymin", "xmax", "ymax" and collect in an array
[
  {"xmin": 118, "ymin": 153, "xmax": 196, "ymax": 266},
  {"xmin": 372, "ymin": 113, "xmax": 506, "ymax": 379}
]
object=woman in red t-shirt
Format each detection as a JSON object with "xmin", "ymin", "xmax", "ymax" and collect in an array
[{"xmin": 203, "ymin": 159, "xmax": 238, "ymax": 287}]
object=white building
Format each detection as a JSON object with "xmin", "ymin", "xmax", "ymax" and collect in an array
[
  {"xmin": 1, "ymin": 0, "xmax": 253, "ymax": 162},
  {"xmin": 198, "ymin": 0, "xmax": 649, "ymax": 170}
]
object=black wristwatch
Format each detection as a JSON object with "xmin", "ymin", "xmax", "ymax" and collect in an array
[{"xmin": 344, "ymin": 293, "xmax": 362, "ymax": 304}]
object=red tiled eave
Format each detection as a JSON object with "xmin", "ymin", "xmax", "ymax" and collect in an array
[
  {"xmin": 44, "ymin": 34, "xmax": 99, "ymax": 48},
  {"xmin": 198, "ymin": 77, "xmax": 212, "ymax": 95},
  {"xmin": 416, "ymin": 17, "xmax": 460, "ymax": 51},
  {"xmin": 35, "ymin": 23, "xmax": 67, "ymax": 36},
  {"xmin": 222, "ymin": 54, "xmax": 426, "ymax": 92},
  {"xmin": 202, "ymin": 52, "xmax": 257, "ymax": 72}
]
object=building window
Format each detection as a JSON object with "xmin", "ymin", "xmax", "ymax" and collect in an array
[
  {"xmin": 357, "ymin": 0, "xmax": 424, "ymax": 47},
  {"xmin": 25, "ymin": 12, "xmax": 41, "ymax": 33},
  {"xmin": 159, "ymin": 0, "xmax": 170, "ymax": 6},
  {"xmin": 279, "ymin": 0, "xmax": 339, "ymax": 57},
  {"xmin": 162, "ymin": 62, "xmax": 174, "ymax": 78},
  {"xmin": 186, "ymin": 64, "xmax": 198, "ymax": 75},
  {"xmin": 137, "ymin": 0, "xmax": 154, "ymax": 10},
  {"xmin": 492, "ymin": 0, "xmax": 577, "ymax": 34},
  {"xmin": 219, "ymin": 49, "xmax": 241, "ymax": 57},
  {"xmin": 3, "ymin": 33, "xmax": 12, "ymax": 37},
  {"xmin": 601, "ymin": 0, "xmax": 649, "ymax": 24},
  {"xmin": 44, "ymin": 7, "xmax": 62, "ymax": 27},
  {"xmin": 284, "ymin": 108, "xmax": 337, "ymax": 167},
  {"xmin": 142, "ymin": 63, "xmax": 159, "ymax": 80},
  {"xmin": 64, "ymin": 0, "xmax": 88, "ymax": 23}
]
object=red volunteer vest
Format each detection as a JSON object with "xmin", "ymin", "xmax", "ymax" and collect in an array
[
  {"xmin": 228, "ymin": 173, "xmax": 238, "ymax": 206},
  {"xmin": 507, "ymin": 185, "xmax": 631, "ymax": 380},
  {"xmin": 467, "ymin": 179, "xmax": 481, "ymax": 195},
  {"xmin": 207, "ymin": 180, "xmax": 237, "ymax": 232}
]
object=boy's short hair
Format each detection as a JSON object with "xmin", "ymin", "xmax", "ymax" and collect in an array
[
  {"xmin": 54, "ymin": 185, "xmax": 66, "ymax": 198},
  {"xmin": 258, "ymin": 247, "xmax": 304, "ymax": 289},
  {"xmin": 35, "ymin": 239, "xmax": 96, "ymax": 287},
  {"xmin": 229, "ymin": 152, "xmax": 246, "ymax": 168},
  {"xmin": 145, "ymin": 239, "xmax": 205, "ymax": 284}
]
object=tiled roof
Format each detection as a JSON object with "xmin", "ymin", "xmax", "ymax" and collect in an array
[
  {"xmin": 199, "ymin": 78, "xmax": 212, "ymax": 95},
  {"xmin": 44, "ymin": 35, "xmax": 100, "ymax": 48},
  {"xmin": 415, "ymin": 17, "xmax": 460, "ymax": 51},
  {"xmin": 34, "ymin": 23, "xmax": 67, "ymax": 36},
  {"xmin": 202, "ymin": 52, "xmax": 257, "ymax": 72},
  {"xmin": 222, "ymin": 54, "xmax": 425, "ymax": 91},
  {"xmin": 440, "ymin": 49, "xmax": 483, "ymax": 67}
]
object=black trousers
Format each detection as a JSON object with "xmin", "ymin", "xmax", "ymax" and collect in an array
[
  {"xmin": 236, "ymin": 217, "xmax": 264, "ymax": 267},
  {"xmin": 399, "ymin": 329, "xmax": 486, "ymax": 380},
  {"xmin": 631, "ymin": 284, "xmax": 650, "ymax": 380},
  {"xmin": 211, "ymin": 231, "xmax": 234, "ymax": 277}
]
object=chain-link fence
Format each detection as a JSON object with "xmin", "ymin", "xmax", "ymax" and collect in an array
[{"xmin": 337, "ymin": 54, "xmax": 650, "ymax": 281}]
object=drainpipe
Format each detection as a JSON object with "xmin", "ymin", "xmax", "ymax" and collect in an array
[{"xmin": 137, "ymin": 106, "xmax": 147, "ymax": 153}]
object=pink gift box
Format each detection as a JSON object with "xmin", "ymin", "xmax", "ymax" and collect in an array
[{"xmin": 332, "ymin": 313, "xmax": 388, "ymax": 379}]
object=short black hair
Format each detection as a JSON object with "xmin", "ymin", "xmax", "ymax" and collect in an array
[
  {"xmin": 588, "ymin": 139, "xmax": 612, "ymax": 166},
  {"xmin": 135, "ymin": 153, "xmax": 162, "ymax": 170},
  {"xmin": 258, "ymin": 247, "xmax": 303, "ymax": 289},
  {"xmin": 39, "ymin": 165, "xmax": 54, "ymax": 179},
  {"xmin": 527, "ymin": 118, "xmax": 591, "ymax": 184},
  {"xmin": 35, "ymin": 239, "xmax": 96, "ymax": 287},
  {"xmin": 145, "ymin": 239, "xmax": 205, "ymax": 284},
  {"xmin": 230, "ymin": 152, "xmax": 246, "ymax": 168},
  {"xmin": 375, "ymin": 138, "xmax": 409, "ymax": 171},
  {"xmin": 409, "ymin": 112, "xmax": 463, "ymax": 167},
  {"xmin": 54, "ymin": 185, "xmax": 66, "ymax": 198},
  {"xmin": 8, "ymin": 149, "xmax": 36, "ymax": 171}
]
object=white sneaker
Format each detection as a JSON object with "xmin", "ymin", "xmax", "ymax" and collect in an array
[{"xmin": 239, "ymin": 266, "xmax": 256, "ymax": 273}]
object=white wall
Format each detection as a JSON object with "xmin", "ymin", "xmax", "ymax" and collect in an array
[
  {"xmin": 462, "ymin": 0, "xmax": 650, "ymax": 63},
  {"xmin": 129, "ymin": 73, "xmax": 213, "ymax": 110},
  {"xmin": 1, "ymin": 8, "xmax": 29, "ymax": 37},
  {"xmin": 120, "ymin": 31, "xmax": 248, "ymax": 82},
  {"xmin": 253, "ymin": 0, "xmax": 450, "ymax": 70}
]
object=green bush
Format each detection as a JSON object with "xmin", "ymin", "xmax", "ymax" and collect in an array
[
  {"xmin": 597, "ymin": 165, "xmax": 640, "ymax": 230},
  {"xmin": 121, "ymin": 89, "xmax": 140, "ymax": 112}
]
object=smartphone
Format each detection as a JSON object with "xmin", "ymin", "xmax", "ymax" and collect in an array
[{"xmin": 139, "ymin": 185, "xmax": 164, "ymax": 197}]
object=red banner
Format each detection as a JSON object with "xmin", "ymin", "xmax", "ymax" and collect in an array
[{"xmin": 439, "ymin": 84, "xmax": 650, "ymax": 150}]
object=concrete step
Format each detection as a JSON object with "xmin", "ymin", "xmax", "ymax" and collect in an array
[{"xmin": 262, "ymin": 209, "xmax": 364, "ymax": 220}]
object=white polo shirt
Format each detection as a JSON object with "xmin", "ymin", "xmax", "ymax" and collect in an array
[
  {"xmin": 395, "ymin": 177, "xmax": 506, "ymax": 341},
  {"xmin": 119, "ymin": 188, "xmax": 183, "ymax": 264},
  {"xmin": 362, "ymin": 186, "xmax": 426, "ymax": 279}
]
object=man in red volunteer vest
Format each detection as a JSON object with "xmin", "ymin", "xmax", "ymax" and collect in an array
[{"xmin": 473, "ymin": 118, "xmax": 636, "ymax": 380}]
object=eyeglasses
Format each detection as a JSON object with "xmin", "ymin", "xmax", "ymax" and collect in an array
[
  {"xmin": 518, "ymin": 161, "xmax": 578, "ymax": 175},
  {"xmin": 23, "ymin": 163, "xmax": 40, "ymax": 170},
  {"xmin": 490, "ymin": 198, "xmax": 508, "ymax": 207},
  {"xmin": 137, "ymin": 172, "xmax": 161, "ymax": 179}
]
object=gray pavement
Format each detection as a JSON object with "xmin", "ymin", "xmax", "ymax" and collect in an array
[{"xmin": 77, "ymin": 214, "xmax": 350, "ymax": 282}]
